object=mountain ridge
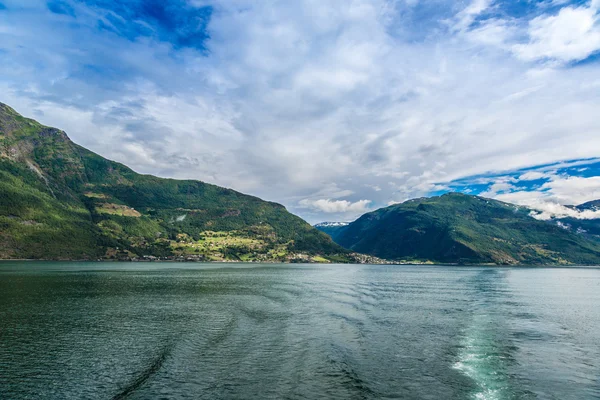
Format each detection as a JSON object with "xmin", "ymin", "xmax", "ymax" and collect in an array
[
  {"xmin": 316, "ymin": 193, "xmax": 600, "ymax": 265},
  {"xmin": 0, "ymin": 102, "xmax": 349, "ymax": 262}
]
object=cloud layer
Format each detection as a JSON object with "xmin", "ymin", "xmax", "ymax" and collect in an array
[
  {"xmin": 298, "ymin": 199, "xmax": 372, "ymax": 221},
  {"xmin": 448, "ymin": 159, "xmax": 600, "ymax": 220},
  {"xmin": 1, "ymin": 0, "xmax": 600, "ymax": 222},
  {"xmin": 528, "ymin": 202, "xmax": 600, "ymax": 221}
]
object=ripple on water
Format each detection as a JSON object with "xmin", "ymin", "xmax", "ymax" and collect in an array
[{"xmin": 1, "ymin": 263, "xmax": 600, "ymax": 399}]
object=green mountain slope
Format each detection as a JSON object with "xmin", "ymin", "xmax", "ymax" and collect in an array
[
  {"xmin": 328, "ymin": 193, "xmax": 600, "ymax": 265},
  {"xmin": 0, "ymin": 102, "xmax": 348, "ymax": 262}
]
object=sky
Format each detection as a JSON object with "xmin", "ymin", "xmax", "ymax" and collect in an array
[{"xmin": 1, "ymin": 0, "xmax": 600, "ymax": 223}]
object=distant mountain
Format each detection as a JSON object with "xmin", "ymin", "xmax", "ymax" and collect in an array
[
  {"xmin": 0, "ymin": 102, "xmax": 349, "ymax": 262},
  {"xmin": 326, "ymin": 193, "xmax": 600, "ymax": 265},
  {"xmin": 314, "ymin": 222, "xmax": 349, "ymax": 241},
  {"xmin": 576, "ymin": 200, "xmax": 600, "ymax": 211},
  {"xmin": 545, "ymin": 200, "xmax": 600, "ymax": 240},
  {"xmin": 315, "ymin": 222, "xmax": 350, "ymax": 227}
]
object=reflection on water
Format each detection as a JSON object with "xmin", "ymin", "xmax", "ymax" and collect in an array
[{"xmin": 0, "ymin": 262, "xmax": 599, "ymax": 399}]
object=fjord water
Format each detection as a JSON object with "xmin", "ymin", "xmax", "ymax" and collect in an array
[{"xmin": 1, "ymin": 263, "xmax": 599, "ymax": 400}]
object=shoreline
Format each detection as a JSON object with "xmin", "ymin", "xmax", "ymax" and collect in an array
[{"xmin": 1, "ymin": 259, "xmax": 599, "ymax": 268}]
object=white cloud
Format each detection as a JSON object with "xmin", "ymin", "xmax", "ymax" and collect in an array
[
  {"xmin": 494, "ymin": 175, "xmax": 600, "ymax": 206},
  {"xmin": 488, "ymin": 174, "xmax": 600, "ymax": 220},
  {"xmin": 2, "ymin": 0, "xmax": 600, "ymax": 224},
  {"xmin": 479, "ymin": 181, "xmax": 516, "ymax": 197},
  {"xmin": 517, "ymin": 171, "xmax": 550, "ymax": 181},
  {"xmin": 540, "ymin": 175, "xmax": 600, "ymax": 204},
  {"xmin": 466, "ymin": 17, "xmax": 516, "ymax": 47},
  {"xmin": 527, "ymin": 202, "xmax": 600, "ymax": 220},
  {"xmin": 452, "ymin": 0, "xmax": 494, "ymax": 32},
  {"xmin": 513, "ymin": 2, "xmax": 600, "ymax": 63},
  {"xmin": 298, "ymin": 199, "xmax": 372, "ymax": 213}
]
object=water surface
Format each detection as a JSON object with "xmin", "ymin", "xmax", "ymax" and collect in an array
[{"xmin": 1, "ymin": 262, "xmax": 599, "ymax": 399}]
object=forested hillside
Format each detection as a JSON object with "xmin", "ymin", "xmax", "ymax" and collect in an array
[{"xmin": 0, "ymin": 102, "xmax": 348, "ymax": 262}]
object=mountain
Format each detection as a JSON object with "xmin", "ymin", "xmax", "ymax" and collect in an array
[
  {"xmin": 313, "ymin": 222, "xmax": 349, "ymax": 241},
  {"xmin": 544, "ymin": 200, "xmax": 600, "ymax": 240},
  {"xmin": 322, "ymin": 193, "xmax": 600, "ymax": 265},
  {"xmin": 0, "ymin": 102, "xmax": 349, "ymax": 262},
  {"xmin": 577, "ymin": 200, "xmax": 600, "ymax": 211}
]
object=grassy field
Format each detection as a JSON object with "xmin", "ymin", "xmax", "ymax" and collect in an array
[
  {"xmin": 96, "ymin": 203, "xmax": 142, "ymax": 217},
  {"xmin": 170, "ymin": 231, "xmax": 283, "ymax": 261}
]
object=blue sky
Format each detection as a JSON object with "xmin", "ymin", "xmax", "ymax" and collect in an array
[{"xmin": 1, "ymin": 0, "xmax": 600, "ymax": 223}]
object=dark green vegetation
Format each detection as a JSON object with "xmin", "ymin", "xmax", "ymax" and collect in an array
[
  {"xmin": 318, "ymin": 193, "xmax": 600, "ymax": 265},
  {"xmin": 0, "ymin": 102, "xmax": 348, "ymax": 262}
]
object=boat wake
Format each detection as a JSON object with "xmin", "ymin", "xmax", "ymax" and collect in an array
[
  {"xmin": 111, "ymin": 343, "xmax": 173, "ymax": 400},
  {"xmin": 453, "ymin": 312, "xmax": 512, "ymax": 400},
  {"xmin": 453, "ymin": 270, "xmax": 515, "ymax": 400}
]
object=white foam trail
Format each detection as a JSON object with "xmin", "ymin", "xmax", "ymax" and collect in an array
[{"xmin": 453, "ymin": 313, "xmax": 510, "ymax": 400}]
